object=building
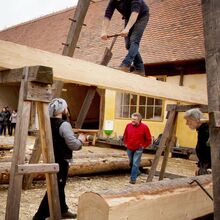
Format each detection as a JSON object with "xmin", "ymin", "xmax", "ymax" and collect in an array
[{"xmin": 0, "ymin": 0, "xmax": 206, "ymax": 147}]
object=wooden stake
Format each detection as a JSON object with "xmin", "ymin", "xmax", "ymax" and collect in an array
[{"xmin": 202, "ymin": 0, "xmax": 220, "ymax": 218}]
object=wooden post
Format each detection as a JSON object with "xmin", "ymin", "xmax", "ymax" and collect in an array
[
  {"xmin": 5, "ymin": 67, "xmax": 31, "ymax": 220},
  {"xmin": 201, "ymin": 0, "xmax": 220, "ymax": 219}
]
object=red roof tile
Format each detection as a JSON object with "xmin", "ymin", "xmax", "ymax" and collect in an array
[{"xmin": 0, "ymin": 0, "xmax": 205, "ymax": 66}]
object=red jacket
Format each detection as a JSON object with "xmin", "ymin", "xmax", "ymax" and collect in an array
[{"xmin": 123, "ymin": 122, "xmax": 152, "ymax": 150}]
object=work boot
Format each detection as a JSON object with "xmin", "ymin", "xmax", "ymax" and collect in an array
[
  {"xmin": 62, "ymin": 211, "xmax": 77, "ymax": 219},
  {"xmin": 132, "ymin": 70, "xmax": 145, "ymax": 76},
  {"xmin": 117, "ymin": 63, "xmax": 130, "ymax": 72},
  {"xmin": 129, "ymin": 179, "xmax": 136, "ymax": 184},
  {"xmin": 32, "ymin": 214, "xmax": 46, "ymax": 220}
]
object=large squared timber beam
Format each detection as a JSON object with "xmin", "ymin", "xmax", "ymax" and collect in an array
[
  {"xmin": 0, "ymin": 40, "xmax": 207, "ymax": 104},
  {"xmin": 77, "ymin": 175, "xmax": 213, "ymax": 220}
]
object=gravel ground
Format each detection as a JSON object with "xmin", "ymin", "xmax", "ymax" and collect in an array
[{"xmin": 0, "ymin": 136, "xmax": 197, "ymax": 220}]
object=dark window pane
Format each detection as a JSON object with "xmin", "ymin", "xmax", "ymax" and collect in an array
[
  {"xmin": 123, "ymin": 94, "xmax": 130, "ymax": 105},
  {"xmin": 155, "ymin": 107, "xmax": 162, "ymax": 118},
  {"xmin": 139, "ymin": 106, "xmax": 146, "ymax": 119},
  {"xmin": 140, "ymin": 96, "xmax": 146, "ymax": 105},
  {"xmin": 147, "ymin": 97, "xmax": 154, "ymax": 105},
  {"xmin": 155, "ymin": 99, "xmax": 162, "ymax": 106},
  {"xmin": 122, "ymin": 105, "xmax": 129, "ymax": 118},
  {"xmin": 130, "ymin": 106, "xmax": 136, "ymax": 117},
  {"xmin": 130, "ymin": 94, "xmax": 137, "ymax": 105},
  {"xmin": 146, "ymin": 107, "xmax": 153, "ymax": 119}
]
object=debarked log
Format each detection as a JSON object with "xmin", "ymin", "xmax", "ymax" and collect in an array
[
  {"xmin": 77, "ymin": 175, "xmax": 213, "ymax": 220},
  {"xmin": 0, "ymin": 157, "xmax": 152, "ymax": 184}
]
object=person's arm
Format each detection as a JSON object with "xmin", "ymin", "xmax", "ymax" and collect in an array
[
  {"xmin": 101, "ymin": 0, "xmax": 115, "ymax": 40},
  {"xmin": 123, "ymin": 125, "xmax": 128, "ymax": 147},
  {"xmin": 101, "ymin": 17, "xmax": 111, "ymax": 40},
  {"xmin": 120, "ymin": 12, "xmax": 139, "ymax": 37},
  {"xmin": 144, "ymin": 126, "xmax": 152, "ymax": 148},
  {"xmin": 59, "ymin": 122, "xmax": 85, "ymax": 151}
]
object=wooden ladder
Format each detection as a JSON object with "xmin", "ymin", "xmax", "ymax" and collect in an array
[
  {"xmin": 146, "ymin": 107, "xmax": 178, "ymax": 182},
  {"xmin": 5, "ymin": 66, "xmax": 61, "ymax": 220}
]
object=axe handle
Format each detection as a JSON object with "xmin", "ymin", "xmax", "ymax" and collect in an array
[{"xmin": 107, "ymin": 34, "xmax": 120, "ymax": 38}]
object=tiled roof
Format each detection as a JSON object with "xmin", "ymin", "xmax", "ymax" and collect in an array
[{"xmin": 0, "ymin": 0, "xmax": 205, "ymax": 66}]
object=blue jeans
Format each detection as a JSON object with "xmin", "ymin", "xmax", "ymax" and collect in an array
[
  {"xmin": 123, "ymin": 16, "xmax": 149, "ymax": 71},
  {"xmin": 127, "ymin": 148, "xmax": 144, "ymax": 181}
]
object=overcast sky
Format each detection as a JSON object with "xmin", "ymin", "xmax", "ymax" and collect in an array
[{"xmin": 0, "ymin": 0, "xmax": 78, "ymax": 31}]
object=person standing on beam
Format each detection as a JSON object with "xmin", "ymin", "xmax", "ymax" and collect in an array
[{"xmin": 101, "ymin": 0, "xmax": 149, "ymax": 76}]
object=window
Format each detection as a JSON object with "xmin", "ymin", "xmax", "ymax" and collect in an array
[
  {"xmin": 115, "ymin": 93, "xmax": 138, "ymax": 118},
  {"xmin": 115, "ymin": 76, "xmax": 165, "ymax": 120}
]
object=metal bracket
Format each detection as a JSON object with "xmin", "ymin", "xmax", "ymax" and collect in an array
[{"xmin": 189, "ymin": 179, "xmax": 213, "ymax": 201}]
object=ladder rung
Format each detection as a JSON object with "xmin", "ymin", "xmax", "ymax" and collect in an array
[{"xmin": 17, "ymin": 163, "xmax": 59, "ymax": 175}]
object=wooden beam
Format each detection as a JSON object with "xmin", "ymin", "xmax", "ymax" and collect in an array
[
  {"xmin": 75, "ymin": 86, "xmax": 96, "ymax": 128},
  {"xmin": 0, "ymin": 66, "xmax": 53, "ymax": 84},
  {"xmin": 202, "ymin": 0, "xmax": 220, "ymax": 218},
  {"xmin": 0, "ymin": 40, "xmax": 207, "ymax": 104},
  {"xmin": 17, "ymin": 163, "xmax": 59, "ymax": 175},
  {"xmin": 166, "ymin": 104, "xmax": 208, "ymax": 112},
  {"xmin": 77, "ymin": 175, "xmax": 213, "ymax": 220}
]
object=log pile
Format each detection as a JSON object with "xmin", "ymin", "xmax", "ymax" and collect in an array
[{"xmin": 0, "ymin": 152, "xmax": 152, "ymax": 184}]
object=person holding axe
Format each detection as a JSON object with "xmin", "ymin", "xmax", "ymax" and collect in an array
[{"xmin": 101, "ymin": 0, "xmax": 149, "ymax": 76}]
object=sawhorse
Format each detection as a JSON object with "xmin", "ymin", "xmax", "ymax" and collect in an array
[
  {"xmin": 147, "ymin": 104, "xmax": 208, "ymax": 182},
  {"xmin": 4, "ymin": 66, "xmax": 61, "ymax": 220}
]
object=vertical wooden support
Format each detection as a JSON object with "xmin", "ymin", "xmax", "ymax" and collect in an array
[
  {"xmin": 36, "ymin": 102, "xmax": 61, "ymax": 219},
  {"xmin": 5, "ymin": 66, "xmax": 61, "ymax": 220},
  {"xmin": 5, "ymin": 67, "xmax": 31, "ymax": 220},
  {"xmin": 147, "ymin": 110, "xmax": 177, "ymax": 182},
  {"xmin": 159, "ymin": 136, "xmax": 177, "ymax": 180},
  {"xmin": 22, "ymin": 137, "xmax": 41, "ymax": 189},
  {"xmin": 202, "ymin": 0, "xmax": 220, "ymax": 218},
  {"xmin": 75, "ymin": 86, "xmax": 96, "ymax": 128}
]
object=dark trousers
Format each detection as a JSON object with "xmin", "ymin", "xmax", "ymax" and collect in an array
[
  {"xmin": 123, "ymin": 15, "xmax": 149, "ymax": 71},
  {"xmin": 10, "ymin": 123, "xmax": 16, "ymax": 136},
  {"xmin": 0, "ymin": 124, "xmax": 6, "ymax": 135},
  {"xmin": 34, "ymin": 160, "xmax": 69, "ymax": 219}
]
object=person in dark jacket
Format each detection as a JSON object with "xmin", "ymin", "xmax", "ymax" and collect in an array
[
  {"xmin": 101, "ymin": 0, "xmax": 149, "ymax": 76},
  {"xmin": 184, "ymin": 108, "xmax": 211, "ymax": 175},
  {"xmin": 123, "ymin": 112, "xmax": 152, "ymax": 184},
  {"xmin": 5, "ymin": 106, "xmax": 11, "ymax": 135},
  {"xmin": 33, "ymin": 98, "xmax": 86, "ymax": 220},
  {"xmin": 0, "ymin": 108, "xmax": 8, "ymax": 136}
]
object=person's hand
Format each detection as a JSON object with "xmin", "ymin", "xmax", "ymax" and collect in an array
[
  {"xmin": 120, "ymin": 28, "xmax": 129, "ymax": 37},
  {"xmin": 101, "ymin": 32, "xmax": 108, "ymax": 40},
  {"xmin": 78, "ymin": 133, "xmax": 86, "ymax": 143}
]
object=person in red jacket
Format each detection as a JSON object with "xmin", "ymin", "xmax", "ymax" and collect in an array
[{"xmin": 123, "ymin": 112, "xmax": 152, "ymax": 184}]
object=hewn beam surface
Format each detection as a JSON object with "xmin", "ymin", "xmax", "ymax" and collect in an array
[
  {"xmin": 77, "ymin": 175, "xmax": 213, "ymax": 220},
  {"xmin": 0, "ymin": 40, "xmax": 207, "ymax": 104}
]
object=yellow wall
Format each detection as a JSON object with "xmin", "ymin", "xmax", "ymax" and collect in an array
[{"xmin": 103, "ymin": 74, "xmax": 207, "ymax": 148}]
